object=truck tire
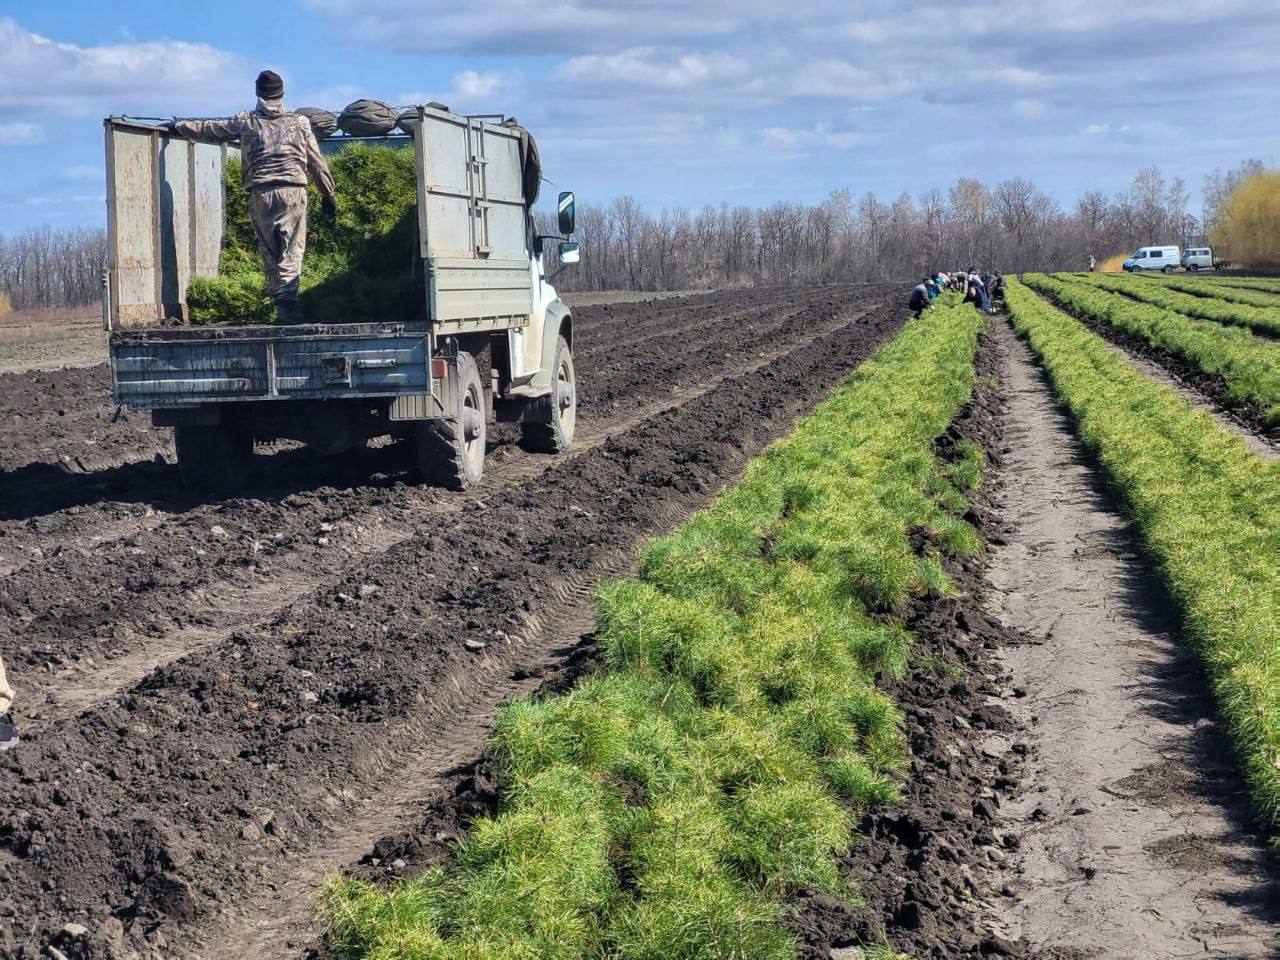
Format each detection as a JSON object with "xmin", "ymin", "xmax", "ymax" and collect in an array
[
  {"xmin": 417, "ymin": 351, "xmax": 485, "ymax": 490},
  {"xmin": 521, "ymin": 336, "xmax": 576, "ymax": 454},
  {"xmin": 174, "ymin": 424, "xmax": 253, "ymax": 493},
  {"xmin": 1163, "ymin": 265, "xmax": 1175, "ymax": 273}
]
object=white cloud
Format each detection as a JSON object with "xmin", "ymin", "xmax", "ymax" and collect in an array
[
  {"xmin": 292, "ymin": 83, "xmax": 366, "ymax": 110},
  {"xmin": 1012, "ymin": 99, "xmax": 1048, "ymax": 118},
  {"xmin": 560, "ymin": 48, "xmax": 747, "ymax": 93},
  {"xmin": 22, "ymin": 193, "xmax": 103, "ymax": 207},
  {"xmin": 0, "ymin": 17, "xmax": 245, "ymax": 118},
  {"xmin": 300, "ymin": 0, "xmax": 778, "ymax": 53},
  {"xmin": 788, "ymin": 59, "xmax": 912, "ymax": 102},
  {"xmin": 0, "ymin": 122, "xmax": 42, "ymax": 146},
  {"xmin": 397, "ymin": 70, "xmax": 515, "ymax": 113},
  {"xmin": 760, "ymin": 122, "xmax": 860, "ymax": 153},
  {"xmin": 453, "ymin": 70, "xmax": 507, "ymax": 99},
  {"xmin": 1079, "ymin": 120, "xmax": 1181, "ymax": 143}
]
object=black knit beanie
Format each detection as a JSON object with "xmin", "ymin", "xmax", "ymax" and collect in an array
[{"xmin": 256, "ymin": 70, "xmax": 284, "ymax": 100}]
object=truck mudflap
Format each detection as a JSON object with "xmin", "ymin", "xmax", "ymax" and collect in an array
[{"xmin": 110, "ymin": 323, "xmax": 435, "ymax": 407}]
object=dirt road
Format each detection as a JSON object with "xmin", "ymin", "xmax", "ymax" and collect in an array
[
  {"xmin": 985, "ymin": 320, "xmax": 1277, "ymax": 957},
  {"xmin": 0, "ymin": 286, "xmax": 905, "ymax": 958}
]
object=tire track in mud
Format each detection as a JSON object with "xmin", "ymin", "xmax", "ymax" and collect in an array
[
  {"xmin": 0, "ymin": 288, "xmax": 833, "ymax": 562},
  {"xmin": 0, "ymin": 288, "xmax": 903, "ymax": 958},
  {"xmin": 0, "ymin": 288, "xmax": 850, "ymax": 693}
]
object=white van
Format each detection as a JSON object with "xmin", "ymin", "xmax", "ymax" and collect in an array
[
  {"xmin": 1181, "ymin": 247, "xmax": 1215, "ymax": 271},
  {"xmin": 1123, "ymin": 246, "xmax": 1181, "ymax": 272}
]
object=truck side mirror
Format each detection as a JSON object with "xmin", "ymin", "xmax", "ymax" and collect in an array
[
  {"xmin": 558, "ymin": 191, "xmax": 576, "ymax": 236},
  {"xmin": 558, "ymin": 241, "xmax": 580, "ymax": 266}
]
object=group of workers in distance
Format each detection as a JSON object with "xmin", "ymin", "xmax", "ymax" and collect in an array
[{"xmin": 909, "ymin": 268, "xmax": 1005, "ymax": 317}]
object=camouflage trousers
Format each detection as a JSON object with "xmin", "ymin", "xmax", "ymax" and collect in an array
[
  {"xmin": 249, "ymin": 185, "xmax": 309, "ymax": 305},
  {"xmin": 0, "ymin": 652, "xmax": 13, "ymax": 714}
]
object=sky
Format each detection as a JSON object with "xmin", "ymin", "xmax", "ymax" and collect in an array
[{"xmin": 1, "ymin": 1, "xmax": 1279, "ymax": 234}]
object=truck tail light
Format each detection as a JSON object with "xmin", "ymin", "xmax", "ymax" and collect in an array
[{"xmin": 431, "ymin": 359, "xmax": 448, "ymax": 379}]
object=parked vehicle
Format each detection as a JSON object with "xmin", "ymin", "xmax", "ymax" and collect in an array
[
  {"xmin": 102, "ymin": 107, "xmax": 580, "ymax": 492},
  {"xmin": 1123, "ymin": 246, "xmax": 1181, "ymax": 273},
  {"xmin": 1180, "ymin": 247, "xmax": 1217, "ymax": 271}
]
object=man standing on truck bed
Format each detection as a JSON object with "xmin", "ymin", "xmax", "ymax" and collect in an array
[{"xmin": 171, "ymin": 70, "xmax": 337, "ymax": 325}]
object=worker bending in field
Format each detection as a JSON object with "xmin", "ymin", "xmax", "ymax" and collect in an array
[
  {"xmin": 909, "ymin": 278, "xmax": 932, "ymax": 318},
  {"xmin": 0, "ymin": 652, "xmax": 17, "ymax": 751},
  {"xmin": 171, "ymin": 71, "xmax": 338, "ymax": 325}
]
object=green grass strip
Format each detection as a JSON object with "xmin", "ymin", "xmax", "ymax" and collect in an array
[
  {"xmin": 1024, "ymin": 272, "xmax": 1280, "ymax": 423},
  {"xmin": 323, "ymin": 297, "xmax": 987, "ymax": 960},
  {"xmin": 1145, "ymin": 274, "xmax": 1280, "ymax": 314},
  {"xmin": 1007, "ymin": 278, "xmax": 1280, "ymax": 827},
  {"xmin": 1203, "ymin": 276, "xmax": 1280, "ymax": 295},
  {"xmin": 1063, "ymin": 272, "xmax": 1280, "ymax": 337}
]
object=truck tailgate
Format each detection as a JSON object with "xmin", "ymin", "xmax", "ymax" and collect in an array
[{"xmin": 111, "ymin": 323, "xmax": 432, "ymax": 406}]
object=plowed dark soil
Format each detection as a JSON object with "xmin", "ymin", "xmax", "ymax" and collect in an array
[{"xmin": 0, "ymin": 285, "xmax": 904, "ymax": 958}]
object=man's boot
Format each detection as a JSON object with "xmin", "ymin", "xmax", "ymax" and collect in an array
[
  {"xmin": 275, "ymin": 300, "xmax": 304, "ymax": 326},
  {"xmin": 0, "ymin": 714, "xmax": 18, "ymax": 752}
]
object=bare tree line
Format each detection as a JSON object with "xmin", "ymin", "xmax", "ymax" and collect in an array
[
  {"xmin": 0, "ymin": 226, "xmax": 107, "ymax": 311},
  {"xmin": 547, "ymin": 164, "xmax": 1247, "ymax": 292},
  {"xmin": 1, "ymin": 161, "xmax": 1259, "ymax": 310}
]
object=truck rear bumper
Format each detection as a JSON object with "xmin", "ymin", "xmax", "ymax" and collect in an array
[{"xmin": 110, "ymin": 322, "xmax": 437, "ymax": 408}]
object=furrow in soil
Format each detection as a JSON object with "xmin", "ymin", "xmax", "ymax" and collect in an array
[{"xmin": 984, "ymin": 318, "xmax": 1277, "ymax": 958}]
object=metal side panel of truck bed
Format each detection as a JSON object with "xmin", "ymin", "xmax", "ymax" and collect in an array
[
  {"xmin": 103, "ymin": 109, "xmax": 536, "ymax": 334},
  {"xmin": 110, "ymin": 322, "xmax": 432, "ymax": 406}
]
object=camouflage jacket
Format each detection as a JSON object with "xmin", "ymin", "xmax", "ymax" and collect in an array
[{"xmin": 175, "ymin": 98, "xmax": 335, "ymax": 198}]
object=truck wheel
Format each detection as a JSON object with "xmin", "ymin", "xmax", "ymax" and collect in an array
[
  {"xmin": 1188, "ymin": 264, "xmax": 1199, "ymax": 272},
  {"xmin": 417, "ymin": 351, "xmax": 485, "ymax": 490},
  {"xmin": 521, "ymin": 336, "xmax": 576, "ymax": 454},
  {"xmin": 1163, "ymin": 265, "xmax": 1175, "ymax": 273},
  {"xmin": 174, "ymin": 424, "xmax": 253, "ymax": 493}
]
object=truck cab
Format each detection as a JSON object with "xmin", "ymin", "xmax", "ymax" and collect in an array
[{"xmin": 102, "ymin": 107, "xmax": 579, "ymax": 492}]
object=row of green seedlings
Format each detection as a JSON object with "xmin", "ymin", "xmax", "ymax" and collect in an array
[
  {"xmin": 1006, "ymin": 279, "xmax": 1280, "ymax": 830},
  {"xmin": 1070, "ymin": 272, "xmax": 1280, "ymax": 337},
  {"xmin": 1201, "ymin": 275, "xmax": 1280, "ymax": 295},
  {"xmin": 1023, "ymin": 273, "xmax": 1280, "ymax": 424},
  {"xmin": 1144, "ymin": 274, "xmax": 1280, "ymax": 314},
  {"xmin": 324, "ymin": 297, "xmax": 988, "ymax": 960}
]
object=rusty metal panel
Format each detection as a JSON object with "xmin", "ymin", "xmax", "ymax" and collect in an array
[
  {"xmin": 110, "ymin": 326, "xmax": 431, "ymax": 406},
  {"xmin": 415, "ymin": 112, "xmax": 539, "ymax": 370},
  {"xmin": 414, "ymin": 108, "xmax": 533, "ymax": 325},
  {"xmin": 429, "ymin": 257, "xmax": 532, "ymax": 327},
  {"xmin": 105, "ymin": 119, "xmax": 236, "ymax": 328}
]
